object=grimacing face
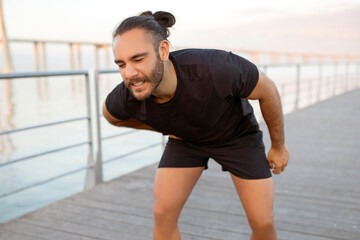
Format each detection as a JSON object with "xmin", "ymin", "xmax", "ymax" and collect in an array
[{"xmin": 113, "ymin": 28, "xmax": 164, "ymax": 100}]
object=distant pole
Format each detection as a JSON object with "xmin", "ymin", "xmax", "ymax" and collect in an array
[
  {"xmin": 41, "ymin": 42, "xmax": 47, "ymax": 71},
  {"xmin": 69, "ymin": 43, "xmax": 74, "ymax": 70},
  {"xmin": 34, "ymin": 42, "xmax": 40, "ymax": 71},
  {"xmin": 0, "ymin": 0, "xmax": 13, "ymax": 72},
  {"xmin": 317, "ymin": 62, "xmax": 322, "ymax": 102},
  {"xmin": 357, "ymin": 61, "xmax": 360, "ymax": 88},
  {"xmin": 104, "ymin": 45, "xmax": 110, "ymax": 69},
  {"xmin": 76, "ymin": 43, "xmax": 81, "ymax": 70},
  {"xmin": 294, "ymin": 64, "xmax": 301, "ymax": 110},
  {"xmin": 95, "ymin": 45, "xmax": 99, "ymax": 70},
  {"xmin": 333, "ymin": 62, "xmax": 338, "ymax": 96}
]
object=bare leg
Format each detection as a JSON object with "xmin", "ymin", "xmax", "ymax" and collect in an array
[
  {"xmin": 153, "ymin": 167, "xmax": 204, "ymax": 240},
  {"xmin": 231, "ymin": 174, "xmax": 277, "ymax": 240}
]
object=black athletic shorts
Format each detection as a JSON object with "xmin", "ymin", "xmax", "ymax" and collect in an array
[{"xmin": 158, "ymin": 131, "xmax": 272, "ymax": 179}]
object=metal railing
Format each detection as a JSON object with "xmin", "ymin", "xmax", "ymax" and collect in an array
[
  {"xmin": 0, "ymin": 70, "xmax": 100, "ymax": 198},
  {"xmin": 259, "ymin": 61, "xmax": 360, "ymax": 112},
  {"xmin": 0, "ymin": 69, "xmax": 163, "ymax": 199},
  {"xmin": 0, "ymin": 60, "xmax": 359, "ymax": 200}
]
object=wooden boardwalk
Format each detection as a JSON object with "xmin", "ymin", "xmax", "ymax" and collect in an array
[{"xmin": 1, "ymin": 89, "xmax": 359, "ymax": 240}]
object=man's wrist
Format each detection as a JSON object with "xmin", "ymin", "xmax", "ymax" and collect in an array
[{"xmin": 271, "ymin": 142, "xmax": 286, "ymax": 149}]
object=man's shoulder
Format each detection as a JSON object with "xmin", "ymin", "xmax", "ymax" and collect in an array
[
  {"xmin": 170, "ymin": 49, "xmax": 232, "ymax": 79},
  {"xmin": 170, "ymin": 48, "xmax": 228, "ymax": 64}
]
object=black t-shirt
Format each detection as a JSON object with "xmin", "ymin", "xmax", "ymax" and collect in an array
[{"xmin": 105, "ymin": 49, "xmax": 260, "ymax": 146}]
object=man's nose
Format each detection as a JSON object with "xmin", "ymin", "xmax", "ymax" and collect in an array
[{"xmin": 124, "ymin": 64, "xmax": 138, "ymax": 79}]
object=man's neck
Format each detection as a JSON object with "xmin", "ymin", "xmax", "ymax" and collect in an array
[{"xmin": 152, "ymin": 59, "xmax": 177, "ymax": 104}]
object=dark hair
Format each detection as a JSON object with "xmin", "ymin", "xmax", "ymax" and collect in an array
[{"xmin": 113, "ymin": 11, "xmax": 176, "ymax": 49}]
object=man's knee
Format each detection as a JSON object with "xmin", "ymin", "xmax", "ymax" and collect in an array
[
  {"xmin": 153, "ymin": 200, "xmax": 182, "ymax": 221},
  {"xmin": 248, "ymin": 215, "xmax": 275, "ymax": 232}
]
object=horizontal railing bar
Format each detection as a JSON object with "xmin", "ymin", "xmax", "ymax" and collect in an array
[
  {"xmin": 0, "ymin": 117, "xmax": 89, "ymax": 136},
  {"xmin": 0, "ymin": 142, "xmax": 162, "ymax": 198},
  {"xmin": 0, "ymin": 141, "xmax": 90, "ymax": 167},
  {"xmin": 0, "ymin": 164, "xmax": 93, "ymax": 199},
  {"xmin": 8, "ymin": 38, "xmax": 111, "ymax": 46},
  {"xmin": 98, "ymin": 69, "xmax": 118, "ymax": 74},
  {"xmin": 0, "ymin": 71, "xmax": 88, "ymax": 79},
  {"xmin": 1, "ymin": 62, "xmax": 357, "ymax": 79},
  {"xmin": 104, "ymin": 142, "xmax": 162, "ymax": 164},
  {"xmin": 102, "ymin": 130, "xmax": 137, "ymax": 141},
  {"xmin": 7, "ymin": 39, "xmax": 360, "ymax": 60},
  {"xmin": 259, "ymin": 62, "xmax": 359, "ymax": 68}
]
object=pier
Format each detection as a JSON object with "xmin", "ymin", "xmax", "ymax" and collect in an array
[{"xmin": 0, "ymin": 89, "xmax": 359, "ymax": 240}]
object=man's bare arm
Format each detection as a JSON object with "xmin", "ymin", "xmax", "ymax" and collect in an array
[
  {"xmin": 247, "ymin": 69, "xmax": 289, "ymax": 174},
  {"xmin": 103, "ymin": 103, "xmax": 157, "ymax": 131}
]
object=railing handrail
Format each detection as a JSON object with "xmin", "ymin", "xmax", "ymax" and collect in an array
[
  {"xmin": 1, "ymin": 61, "xmax": 358, "ymax": 79},
  {"xmin": 0, "ymin": 117, "xmax": 88, "ymax": 136},
  {"xmin": 258, "ymin": 61, "xmax": 358, "ymax": 68},
  {"xmin": 0, "ymin": 70, "xmax": 89, "ymax": 79},
  {"xmin": 7, "ymin": 38, "xmax": 111, "ymax": 46}
]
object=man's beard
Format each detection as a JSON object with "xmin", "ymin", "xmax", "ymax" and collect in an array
[{"xmin": 126, "ymin": 57, "xmax": 164, "ymax": 101}]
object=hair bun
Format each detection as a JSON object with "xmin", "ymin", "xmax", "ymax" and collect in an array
[
  {"xmin": 139, "ymin": 11, "xmax": 175, "ymax": 38},
  {"xmin": 153, "ymin": 11, "xmax": 176, "ymax": 28}
]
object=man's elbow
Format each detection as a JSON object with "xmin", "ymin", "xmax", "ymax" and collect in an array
[
  {"xmin": 247, "ymin": 71, "xmax": 278, "ymax": 101},
  {"xmin": 102, "ymin": 103, "xmax": 123, "ymax": 126}
]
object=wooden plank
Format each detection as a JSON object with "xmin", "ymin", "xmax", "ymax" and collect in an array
[
  {"xmin": 14, "ymin": 217, "xmax": 143, "ymax": 240},
  {"xmin": 20, "ymin": 208, "xmax": 152, "ymax": 239},
  {"xmin": 0, "ymin": 230, "xmax": 46, "ymax": 240},
  {"xmin": 0, "ymin": 220, "xmax": 99, "ymax": 240}
]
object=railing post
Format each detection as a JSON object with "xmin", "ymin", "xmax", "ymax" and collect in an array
[
  {"xmin": 93, "ymin": 70, "xmax": 103, "ymax": 184},
  {"xmin": 84, "ymin": 72, "xmax": 95, "ymax": 190},
  {"xmin": 69, "ymin": 43, "xmax": 74, "ymax": 71},
  {"xmin": 34, "ymin": 41, "xmax": 40, "ymax": 72},
  {"xmin": 76, "ymin": 43, "xmax": 82, "ymax": 70},
  {"xmin": 294, "ymin": 64, "xmax": 301, "ymax": 110},
  {"xmin": 104, "ymin": 45, "xmax": 110, "ymax": 69},
  {"xmin": 332, "ymin": 62, "xmax": 338, "ymax": 96},
  {"xmin": 95, "ymin": 45, "xmax": 99, "ymax": 70},
  {"xmin": 317, "ymin": 62, "xmax": 322, "ymax": 102},
  {"xmin": 84, "ymin": 70, "xmax": 103, "ymax": 190},
  {"xmin": 0, "ymin": 0, "xmax": 13, "ymax": 72},
  {"xmin": 281, "ymin": 83, "xmax": 285, "ymax": 110},
  {"xmin": 263, "ymin": 65, "xmax": 268, "ymax": 75},
  {"xmin": 345, "ymin": 61, "xmax": 350, "ymax": 92},
  {"xmin": 41, "ymin": 42, "xmax": 47, "ymax": 71},
  {"xmin": 308, "ymin": 70, "xmax": 312, "ymax": 106},
  {"xmin": 358, "ymin": 61, "xmax": 360, "ymax": 88}
]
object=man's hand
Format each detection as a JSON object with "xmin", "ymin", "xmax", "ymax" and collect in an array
[
  {"xmin": 267, "ymin": 145, "xmax": 289, "ymax": 174},
  {"xmin": 168, "ymin": 134, "xmax": 181, "ymax": 140}
]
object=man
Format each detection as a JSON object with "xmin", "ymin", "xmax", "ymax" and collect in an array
[{"xmin": 104, "ymin": 11, "xmax": 289, "ymax": 240}]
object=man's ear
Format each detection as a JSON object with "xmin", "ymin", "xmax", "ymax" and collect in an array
[{"xmin": 158, "ymin": 40, "xmax": 170, "ymax": 61}]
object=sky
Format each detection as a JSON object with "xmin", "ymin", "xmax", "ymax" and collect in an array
[{"xmin": 2, "ymin": 0, "xmax": 360, "ymax": 55}]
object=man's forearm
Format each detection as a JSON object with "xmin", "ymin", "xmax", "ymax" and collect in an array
[
  {"xmin": 111, "ymin": 118, "xmax": 159, "ymax": 132},
  {"xmin": 247, "ymin": 70, "xmax": 289, "ymax": 173},
  {"xmin": 259, "ymin": 85, "xmax": 285, "ymax": 149}
]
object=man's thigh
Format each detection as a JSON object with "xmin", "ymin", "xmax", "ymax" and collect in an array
[
  {"xmin": 230, "ymin": 174, "xmax": 274, "ymax": 222},
  {"xmin": 153, "ymin": 167, "xmax": 204, "ymax": 212}
]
